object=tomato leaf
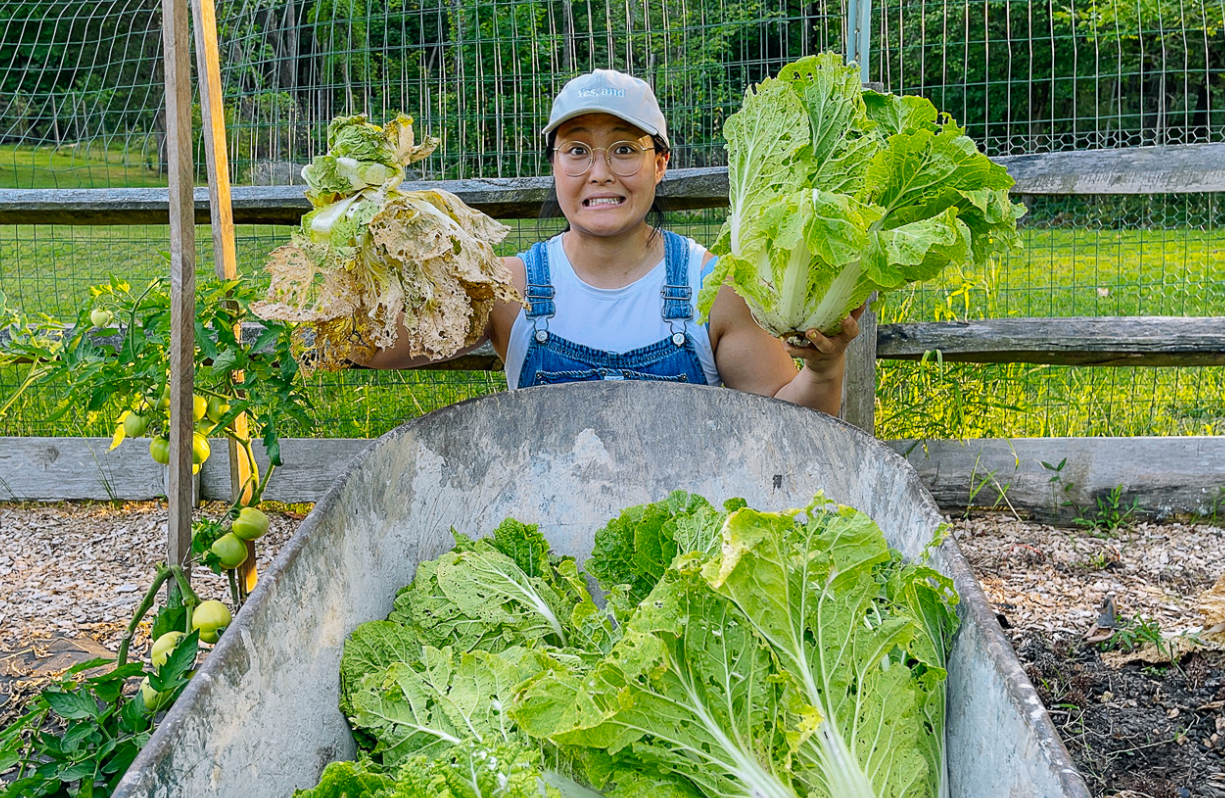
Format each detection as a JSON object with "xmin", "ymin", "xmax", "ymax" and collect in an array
[
  {"xmin": 60, "ymin": 721, "xmax": 99, "ymax": 752},
  {"xmin": 263, "ymin": 429, "xmax": 282, "ymax": 467},
  {"xmin": 211, "ymin": 347, "xmax": 240, "ymax": 373},
  {"xmin": 43, "ymin": 690, "xmax": 101, "ymax": 721},
  {"xmin": 66, "ymin": 657, "xmax": 114, "ymax": 675},
  {"xmin": 151, "ymin": 605, "xmax": 188, "ymax": 640}
]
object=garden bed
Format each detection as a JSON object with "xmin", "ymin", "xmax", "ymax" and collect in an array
[{"xmin": 2, "ymin": 501, "xmax": 1223, "ymax": 796}]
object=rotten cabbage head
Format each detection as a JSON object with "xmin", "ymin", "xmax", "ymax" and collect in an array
[{"xmin": 253, "ymin": 114, "xmax": 521, "ymax": 373}]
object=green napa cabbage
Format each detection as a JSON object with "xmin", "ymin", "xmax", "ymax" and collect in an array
[
  {"xmin": 698, "ymin": 52, "xmax": 1025, "ymax": 337},
  {"xmin": 302, "ymin": 496, "xmax": 958, "ymax": 798}
]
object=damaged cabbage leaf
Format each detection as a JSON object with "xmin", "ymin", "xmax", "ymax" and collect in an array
[{"xmin": 252, "ymin": 114, "xmax": 521, "ymax": 373}]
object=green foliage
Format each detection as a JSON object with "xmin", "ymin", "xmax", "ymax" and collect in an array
[
  {"xmin": 585, "ymin": 490, "xmax": 742, "ymax": 607},
  {"xmin": 0, "ymin": 626, "xmax": 200, "ymax": 798},
  {"xmin": 0, "ymin": 273, "xmax": 313, "ymax": 471},
  {"xmin": 1074, "ymin": 484, "xmax": 1142, "ymax": 535},
  {"xmin": 879, "ymin": 0, "xmax": 1225, "ymax": 152},
  {"xmin": 383, "ymin": 523, "xmax": 611, "ymax": 655},
  {"xmin": 1100, "ymin": 614, "xmax": 1166, "ymax": 655},
  {"xmin": 699, "ymin": 53, "xmax": 1024, "ymax": 338},
  {"xmin": 0, "ymin": 0, "xmax": 163, "ymax": 148}
]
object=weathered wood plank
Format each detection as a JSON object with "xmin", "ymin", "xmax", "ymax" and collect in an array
[
  {"xmin": 884, "ymin": 437, "xmax": 1225, "ymax": 523},
  {"xmin": 9, "ymin": 317, "xmax": 1222, "ymax": 368},
  {"xmin": 162, "ymin": 0, "xmax": 197, "ymax": 571},
  {"xmin": 0, "ymin": 438, "xmax": 169, "ymax": 501},
  {"xmin": 4, "ymin": 435, "xmax": 1222, "ymax": 524},
  {"xmin": 877, "ymin": 316, "xmax": 1225, "ymax": 366},
  {"xmin": 197, "ymin": 438, "xmax": 374, "ymax": 502},
  {"xmin": 997, "ymin": 142, "xmax": 1225, "ymax": 195},
  {"xmin": 0, "ymin": 167, "xmax": 730, "ymax": 225},
  {"xmin": 840, "ymin": 293, "xmax": 877, "ymax": 433}
]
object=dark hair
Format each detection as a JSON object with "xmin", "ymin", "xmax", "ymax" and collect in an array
[{"xmin": 537, "ymin": 132, "xmax": 670, "ymax": 239}]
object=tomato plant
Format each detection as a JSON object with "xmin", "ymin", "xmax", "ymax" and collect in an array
[
  {"xmin": 0, "ymin": 276, "xmax": 314, "ymax": 794},
  {"xmin": 123, "ymin": 411, "xmax": 149, "ymax": 437},
  {"xmin": 1, "ymin": 274, "xmax": 313, "ymax": 475},
  {"xmin": 206, "ymin": 395, "xmax": 230, "ymax": 423},
  {"xmin": 0, "ymin": 567, "xmax": 202, "ymax": 797},
  {"xmin": 150, "ymin": 631, "xmax": 185, "ymax": 668},
  {"xmin": 149, "ymin": 436, "xmax": 170, "ymax": 465},
  {"xmin": 90, "ymin": 307, "xmax": 113, "ymax": 328}
]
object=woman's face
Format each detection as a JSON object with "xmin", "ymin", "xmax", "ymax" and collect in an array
[{"xmin": 550, "ymin": 113, "xmax": 669, "ymax": 239}]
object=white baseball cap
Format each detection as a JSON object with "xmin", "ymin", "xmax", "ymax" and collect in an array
[{"xmin": 542, "ymin": 69, "xmax": 669, "ymax": 147}]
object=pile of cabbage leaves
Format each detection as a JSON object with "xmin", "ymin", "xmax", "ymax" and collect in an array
[
  {"xmin": 297, "ymin": 492, "xmax": 960, "ymax": 798},
  {"xmin": 252, "ymin": 114, "xmax": 520, "ymax": 373}
]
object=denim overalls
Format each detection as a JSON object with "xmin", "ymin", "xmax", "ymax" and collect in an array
[{"xmin": 516, "ymin": 230, "xmax": 711, "ymax": 388}]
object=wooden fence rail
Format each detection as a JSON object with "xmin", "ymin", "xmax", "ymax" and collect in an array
[
  {"xmin": 2, "ymin": 142, "xmax": 1224, "ymax": 225},
  {"xmin": 6, "ymin": 316, "xmax": 1225, "ymax": 370},
  {"xmin": 3, "ymin": 434, "xmax": 1221, "ymax": 523}
]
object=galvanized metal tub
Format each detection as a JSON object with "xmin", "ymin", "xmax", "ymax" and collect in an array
[{"xmin": 115, "ymin": 381, "xmax": 1090, "ymax": 798}]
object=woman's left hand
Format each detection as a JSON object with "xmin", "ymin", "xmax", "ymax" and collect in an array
[{"xmin": 781, "ymin": 304, "xmax": 866, "ymax": 379}]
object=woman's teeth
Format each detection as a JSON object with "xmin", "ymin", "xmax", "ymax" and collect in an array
[{"xmin": 585, "ymin": 197, "xmax": 623, "ymax": 207}]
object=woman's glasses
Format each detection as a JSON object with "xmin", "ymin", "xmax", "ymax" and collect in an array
[{"xmin": 553, "ymin": 138, "xmax": 656, "ymax": 177}]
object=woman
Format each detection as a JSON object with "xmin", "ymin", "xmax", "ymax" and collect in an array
[{"xmin": 366, "ymin": 69, "xmax": 861, "ymax": 416}]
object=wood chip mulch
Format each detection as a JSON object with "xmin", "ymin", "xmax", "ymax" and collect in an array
[
  {"xmin": 0, "ymin": 500, "xmax": 302, "ymax": 725},
  {"xmin": 951, "ymin": 514, "xmax": 1225, "ymax": 647}
]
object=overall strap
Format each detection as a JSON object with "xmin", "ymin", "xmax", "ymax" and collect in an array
[
  {"xmin": 660, "ymin": 230, "xmax": 693, "ymax": 321},
  {"xmin": 522, "ymin": 241, "xmax": 556, "ymax": 320}
]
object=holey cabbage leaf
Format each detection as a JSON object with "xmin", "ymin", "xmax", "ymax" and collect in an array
[
  {"xmin": 698, "ymin": 52, "xmax": 1025, "ymax": 337},
  {"xmin": 251, "ymin": 114, "xmax": 521, "ymax": 374}
]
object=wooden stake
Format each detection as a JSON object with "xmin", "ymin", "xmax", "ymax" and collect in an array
[
  {"xmin": 838, "ymin": 80, "xmax": 887, "ymax": 436},
  {"xmin": 191, "ymin": 0, "xmax": 258, "ymax": 594},
  {"xmin": 840, "ymin": 293, "xmax": 877, "ymax": 435},
  {"xmin": 161, "ymin": 0, "xmax": 196, "ymax": 580}
]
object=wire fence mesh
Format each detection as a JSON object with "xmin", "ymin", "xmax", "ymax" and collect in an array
[{"xmin": 1, "ymin": 0, "xmax": 1223, "ymax": 440}]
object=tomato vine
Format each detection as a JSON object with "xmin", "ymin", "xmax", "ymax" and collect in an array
[{"xmin": 0, "ymin": 274, "xmax": 317, "ymax": 796}]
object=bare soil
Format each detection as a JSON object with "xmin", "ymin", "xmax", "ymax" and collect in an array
[{"xmin": 2, "ymin": 501, "xmax": 1224, "ymax": 796}]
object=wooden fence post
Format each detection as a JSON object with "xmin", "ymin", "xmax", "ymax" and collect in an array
[
  {"xmin": 161, "ymin": 0, "xmax": 196, "ymax": 578},
  {"xmin": 839, "ymin": 79, "xmax": 886, "ymax": 435},
  {"xmin": 192, "ymin": 0, "xmax": 258, "ymax": 595}
]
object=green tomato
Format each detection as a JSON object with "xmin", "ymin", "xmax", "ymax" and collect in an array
[
  {"xmin": 192, "ymin": 394, "xmax": 208, "ymax": 422},
  {"xmin": 90, "ymin": 308, "xmax": 113, "ymax": 328},
  {"xmin": 139, "ymin": 676, "xmax": 173, "ymax": 712},
  {"xmin": 149, "ymin": 436, "xmax": 170, "ymax": 465},
  {"xmin": 157, "ymin": 387, "xmax": 171, "ymax": 412},
  {"xmin": 192, "ymin": 432, "xmax": 211, "ymax": 465},
  {"xmin": 210, "ymin": 533, "xmax": 248, "ymax": 569},
  {"xmin": 192, "ymin": 600, "xmax": 232, "ymax": 644},
  {"xmin": 124, "ymin": 413, "xmax": 149, "ymax": 438},
  {"xmin": 206, "ymin": 395, "xmax": 230, "ymax": 423},
  {"xmin": 150, "ymin": 631, "xmax": 185, "ymax": 668},
  {"xmin": 231, "ymin": 507, "xmax": 270, "ymax": 541}
]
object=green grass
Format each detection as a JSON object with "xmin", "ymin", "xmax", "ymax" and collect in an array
[
  {"xmin": 2, "ymin": 209, "xmax": 1222, "ymax": 440},
  {"xmin": 871, "ymin": 226, "xmax": 1225, "ymax": 439},
  {"xmin": 0, "ymin": 142, "xmax": 168, "ymax": 190}
]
